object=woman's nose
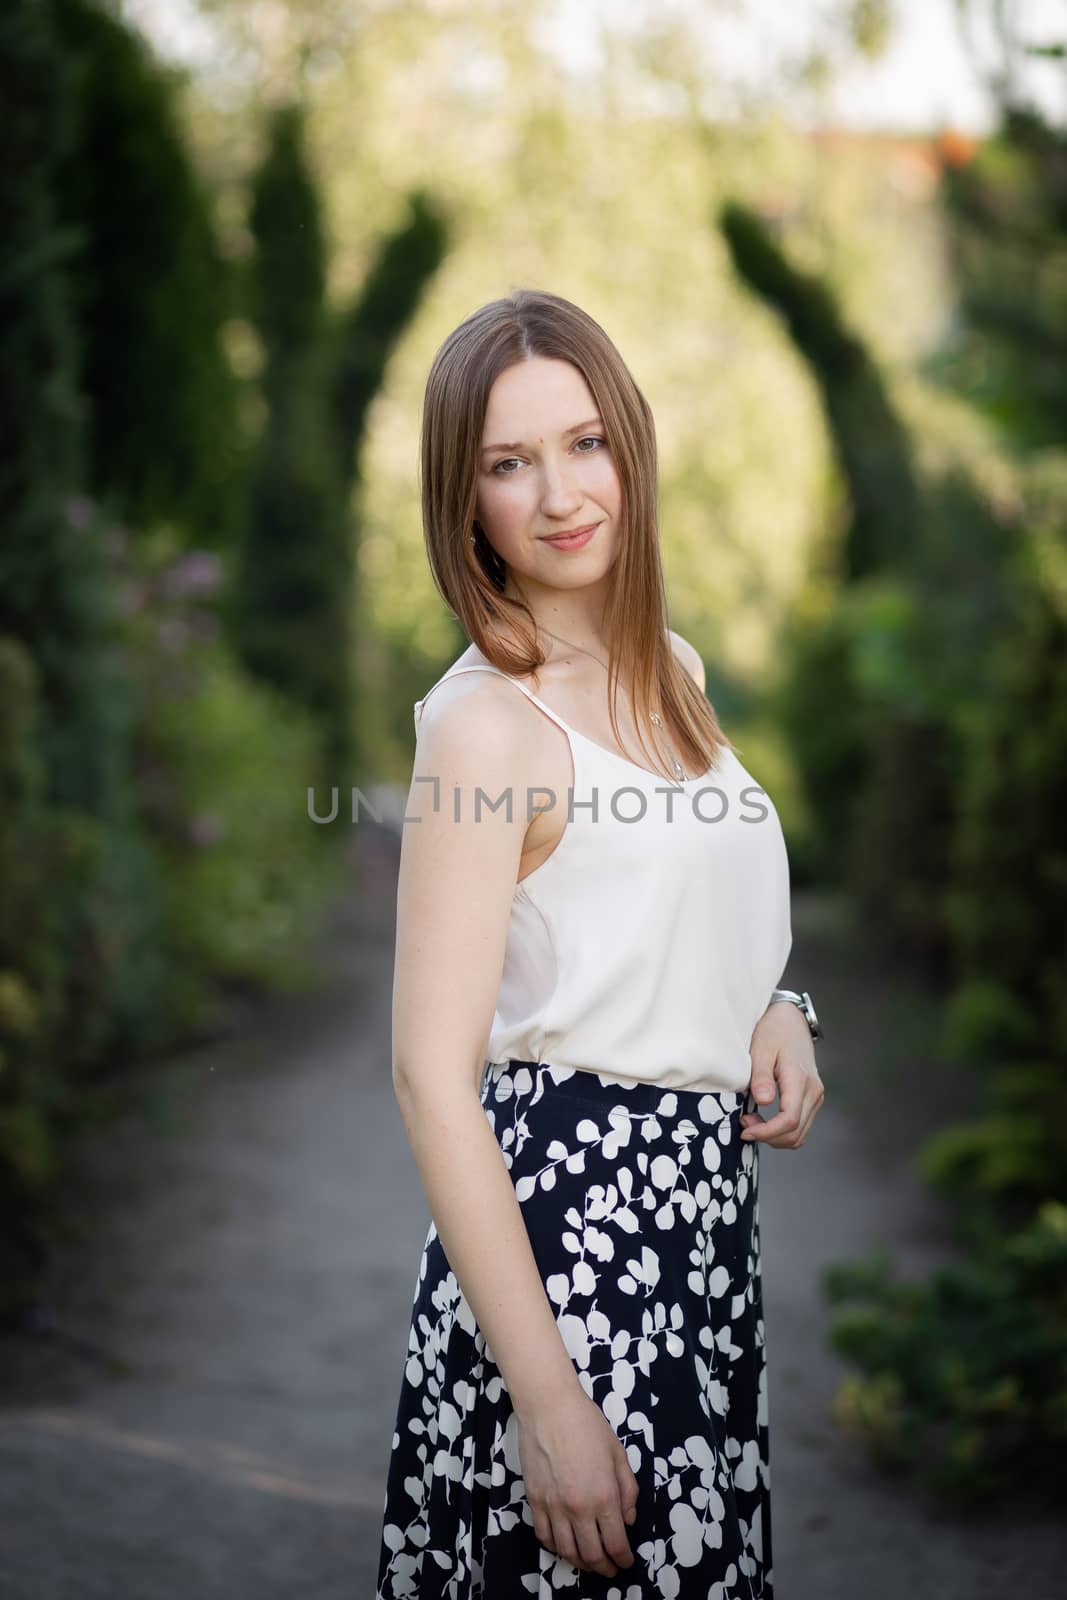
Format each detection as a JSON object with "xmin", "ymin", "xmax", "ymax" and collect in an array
[{"xmin": 539, "ymin": 458, "xmax": 583, "ymax": 509}]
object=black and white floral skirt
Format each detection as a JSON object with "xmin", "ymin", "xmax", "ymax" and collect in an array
[{"xmin": 375, "ymin": 1059, "xmax": 773, "ymax": 1599}]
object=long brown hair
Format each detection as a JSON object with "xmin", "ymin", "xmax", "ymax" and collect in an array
[{"xmin": 419, "ymin": 287, "xmax": 733, "ymax": 777}]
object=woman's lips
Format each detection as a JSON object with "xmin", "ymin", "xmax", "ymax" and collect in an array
[{"xmin": 540, "ymin": 522, "xmax": 599, "ymax": 551}]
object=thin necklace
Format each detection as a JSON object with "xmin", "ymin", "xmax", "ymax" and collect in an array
[{"xmin": 536, "ymin": 625, "xmax": 689, "ymax": 782}]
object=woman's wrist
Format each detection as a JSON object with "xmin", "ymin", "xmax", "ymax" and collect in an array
[
  {"xmin": 510, "ymin": 1350, "xmax": 587, "ymax": 1422},
  {"xmin": 765, "ymin": 987, "xmax": 822, "ymax": 1041}
]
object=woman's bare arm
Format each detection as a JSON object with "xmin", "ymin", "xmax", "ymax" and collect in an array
[
  {"xmin": 390, "ymin": 675, "xmax": 581, "ymax": 1419},
  {"xmin": 389, "ymin": 673, "xmax": 642, "ymax": 1576}
]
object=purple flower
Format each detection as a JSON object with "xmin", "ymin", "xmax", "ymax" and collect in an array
[
  {"xmin": 116, "ymin": 578, "xmax": 145, "ymax": 616},
  {"xmin": 103, "ymin": 525, "xmax": 130, "ymax": 559},
  {"xmin": 189, "ymin": 811, "xmax": 226, "ymax": 848},
  {"xmin": 158, "ymin": 617, "xmax": 190, "ymax": 653},
  {"xmin": 188, "ymin": 611, "xmax": 220, "ymax": 642},
  {"xmin": 159, "ymin": 551, "xmax": 225, "ymax": 600},
  {"xmin": 65, "ymin": 493, "xmax": 96, "ymax": 530}
]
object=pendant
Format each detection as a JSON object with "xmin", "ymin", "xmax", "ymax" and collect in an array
[{"xmin": 651, "ymin": 712, "xmax": 686, "ymax": 779}]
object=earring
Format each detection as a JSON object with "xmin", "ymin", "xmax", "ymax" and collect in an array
[{"xmin": 469, "ymin": 531, "xmax": 476, "ymax": 545}]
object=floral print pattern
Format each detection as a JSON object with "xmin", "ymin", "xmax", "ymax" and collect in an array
[{"xmin": 376, "ymin": 1060, "xmax": 773, "ymax": 1598}]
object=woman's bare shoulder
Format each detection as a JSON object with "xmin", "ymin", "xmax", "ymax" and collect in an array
[
  {"xmin": 414, "ymin": 660, "xmax": 541, "ymax": 780},
  {"xmin": 668, "ymin": 628, "xmax": 706, "ymax": 693}
]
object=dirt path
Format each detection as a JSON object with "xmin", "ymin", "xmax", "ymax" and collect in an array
[{"xmin": 0, "ymin": 819, "xmax": 1060, "ymax": 1598}]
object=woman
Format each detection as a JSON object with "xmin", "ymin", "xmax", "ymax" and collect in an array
[{"xmin": 376, "ymin": 288, "xmax": 824, "ymax": 1599}]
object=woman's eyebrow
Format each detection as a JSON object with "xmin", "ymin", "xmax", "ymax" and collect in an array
[{"xmin": 480, "ymin": 417, "xmax": 603, "ymax": 456}]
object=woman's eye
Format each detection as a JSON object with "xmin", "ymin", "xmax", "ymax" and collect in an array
[{"xmin": 491, "ymin": 436, "xmax": 605, "ymax": 475}]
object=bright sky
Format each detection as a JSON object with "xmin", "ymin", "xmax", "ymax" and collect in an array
[
  {"xmin": 807, "ymin": 0, "xmax": 1066, "ymax": 130},
  {"xmin": 124, "ymin": 0, "xmax": 1066, "ymax": 133}
]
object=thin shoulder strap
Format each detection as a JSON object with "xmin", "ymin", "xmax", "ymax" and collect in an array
[{"xmin": 414, "ymin": 664, "xmax": 575, "ymax": 740}]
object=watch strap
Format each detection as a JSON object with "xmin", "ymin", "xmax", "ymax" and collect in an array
[{"xmin": 768, "ymin": 988, "xmax": 823, "ymax": 1041}]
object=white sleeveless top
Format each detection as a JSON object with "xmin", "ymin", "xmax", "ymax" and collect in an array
[{"xmin": 413, "ymin": 661, "xmax": 793, "ymax": 1097}]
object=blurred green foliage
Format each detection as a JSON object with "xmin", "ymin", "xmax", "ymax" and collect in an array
[
  {"xmin": 1, "ymin": 0, "xmax": 158, "ymax": 1304},
  {"xmin": 228, "ymin": 101, "xmax": 353, "ymax": 778},
  {"xmin": 823, "ymin": 1199, "xmax": 1067, "ymax": 1505},
  {"xmin": 228, "ymin": 104, "xmax": 447, "ymax": 784},
  {"xmin": 931, "ymin": 106, "xmax": 1067, "ymax": 449},
  {"xmin": 0, "ymin": 2, "xmax": 357, "ymax": 1313},
  {"xmin": 1, "ymin": 0, "xmax": 446, "ymax": 1314},
  {"xmin": 51, "ymin": 0, "xmax": 243, "ymax": 542},
  {"xmin": 118, "ymin": 525, "xmax": 339, "ymax": 1033},
  {"xmin": 764, "ymin": 87, "xmax": 1067, "ymax": 1506}
]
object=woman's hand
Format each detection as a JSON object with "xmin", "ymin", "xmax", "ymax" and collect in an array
[
  {"xmin": 743, "ymin": 1000, "xmax": 825, "ymax": 1148},
  {"xmin": 516, "ymin": 1387, "xmax": 639, "ymax": 1578}
]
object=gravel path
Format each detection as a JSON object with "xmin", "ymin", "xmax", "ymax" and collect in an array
[{"xmin": 0, "ymin": 819, "xmax": 1061, "ymax": 1598}]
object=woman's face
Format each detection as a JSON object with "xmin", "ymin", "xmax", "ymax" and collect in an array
[{"xmin": 474, "ymin": 356, "xmax": 623, "ymax": 598}]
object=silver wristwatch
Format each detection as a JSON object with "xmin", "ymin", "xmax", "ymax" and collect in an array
[{"xmin": 769, "ymin": 988, "xmax": 823, "ymax": 1041}]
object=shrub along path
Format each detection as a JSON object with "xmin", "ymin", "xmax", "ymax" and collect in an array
[{"xmin": 0, "ymin": 815, "xmax": 1060, "ymax": 1598}]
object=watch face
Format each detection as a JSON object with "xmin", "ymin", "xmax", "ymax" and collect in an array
[{"xmin": 801, "ymin": 993, "xmax": 820, "ymax": 1037}]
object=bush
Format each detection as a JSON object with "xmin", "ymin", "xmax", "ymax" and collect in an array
[
  {"xmin": 114, "ymin": 522, "xmax": 342, "ymax": 1041},
  {"xmin": 823, "ymin": 1201, "xmax": 1067, "ymax": 1510}
]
